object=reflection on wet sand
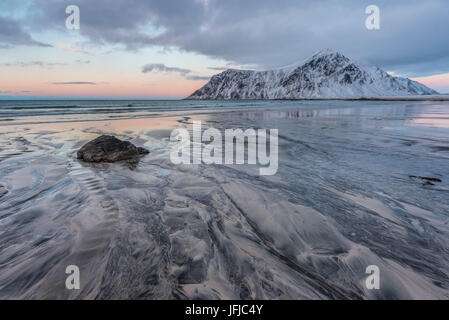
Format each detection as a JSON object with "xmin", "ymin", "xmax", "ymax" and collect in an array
[{"xmin": 0, "ymin": 101, "xmax": 448, "ymax": 299}]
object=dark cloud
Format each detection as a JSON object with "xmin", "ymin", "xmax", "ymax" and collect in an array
[
  {"xmin": 12, "ymin": 0, "xmax": 449, "ymax": 76},
  {"xmin": 0, "ymin": 89, "xmax": 32, "ymax": 95},
  {"xmin": 142, "ymin": 63, "xmax": 191, "ymax": 75},
  {"xmin": 141, "ymin": 63, "xmax": 209, "ymax": 80},
  {"xmin": 31, "ymin": 0, "xmax": 207, "ymax": 50},
  {"xmin": 52, "ymin": 82, "xmax": 97, "ymax": 85},
  {"xmin": 185, "ymin": 75, "xmax": 210, "ymax": 81},
  {"xmin": 76, "ymin": 59, "xmax": 91, "ymax": 64},
  {"xmin": 0, "ymin": 16, "xmax": 51, "ymax": 48},
  {"xmin": 4, "ymin": 61, "xmax": 66, "ymax": 68}
]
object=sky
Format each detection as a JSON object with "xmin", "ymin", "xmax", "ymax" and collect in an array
[{"xmin": 1, "ymin": 0, "xmax": 449, "ymax": 99}]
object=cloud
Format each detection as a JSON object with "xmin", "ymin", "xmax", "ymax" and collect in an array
[
  {"xmin": 4, "ymin": 61, "xmax": 66, "ymax": 68},
  {"xmin": 208, "ymin": 67, "xmax": 229, "ymax": 71},
  {"xmin": 76, "ymin": 60, "xmax": 91, "ymax": 64},
  {"xmin": 142, "ymin": 63, "xmax": 191, "ymax": 75},
  {"xmin": 0, "ymin": 90, "xmax": 31, "ymax": 95},
  {"xmin": 142, "ymin": 63, "xmax": 209, "ymax": 81},
  {"xmin": 0, "ymin": 16, "xmax": 51, "ymax": 48},
  {"xmin": 56, "ymin": 43, "xmax": 95, "ymax": 56},
  {"xmin": 31, "ymin": 0, "xmax": 207, "ymax": 50},
  {"xmin": 52, "ymin": 82, "xmax": 97, "ymax": 85},
  {"xmin": 185, "ymin": 75, "xmax": 210, "ymax": 81},
  {"xmin": 8, "ymin": 0, "xmax": 449, "ymax": 77}
]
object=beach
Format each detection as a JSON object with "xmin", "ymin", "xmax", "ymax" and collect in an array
[{"xmin": 0, "ymin": 100, "xmax": 448, "ymax": 299}]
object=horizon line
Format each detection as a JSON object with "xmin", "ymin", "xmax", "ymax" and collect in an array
[{"xmin": 0, "ymin": 97, "xmax": 186, "ymax": 101}]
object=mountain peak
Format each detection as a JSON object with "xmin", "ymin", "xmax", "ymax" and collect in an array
[
  {"xmin": 310, "ymin": 48, "xmax": 343, "ymax": 58},
  {"xmin": 187, "ymin": 50, "xmax": 438, "ymax": 99},
  {"xmin": 312, "ymin": 48, "xmax": 337, "ymax": 55},
  {"xmin": 305, "ymin": 49, "xmax": 348, "ymax": 63}
]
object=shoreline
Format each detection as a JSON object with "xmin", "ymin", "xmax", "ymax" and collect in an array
[
  {"xmin": 185, "ymin": 95, "xmax": 449, "ymax": 101},
  {"xmin": 1, "ymin": 94, "xmax": 449, "ymax": 103},
  {"xmin": 2, "ymin": 98, "xmax": 449, "ymax": 127}
]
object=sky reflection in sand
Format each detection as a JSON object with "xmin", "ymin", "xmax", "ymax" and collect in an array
[{"xmin": 0, "ymin": 101, "xmax": 448, "ymax": 299}]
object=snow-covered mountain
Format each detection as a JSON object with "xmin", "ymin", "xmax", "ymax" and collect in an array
[{"xmin": 187, "ymin": 49, "xmax": 438, "ymax": 99}]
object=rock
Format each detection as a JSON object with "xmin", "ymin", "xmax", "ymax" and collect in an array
[
  {"xmin": 409, "ymin": 175, "xmax": 442, "ymax": 186},
  {"xmin": 77, "ymin": 135, "xmax": 149, "ymax": 162},
  {"xmin": 0, "ymin": 184, "xmax": 7, "ymax": 198}
]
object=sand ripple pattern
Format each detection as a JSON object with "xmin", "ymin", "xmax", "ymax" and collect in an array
[{"xmin": 1, "ymin": 101, "xmax": 449, "ymax": 299}]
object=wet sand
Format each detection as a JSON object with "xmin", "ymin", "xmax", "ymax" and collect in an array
[{"xmin": 0, "ymin": 101, "xmax": 448, "ymax": 299}]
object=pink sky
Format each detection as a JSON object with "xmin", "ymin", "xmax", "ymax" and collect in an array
[
  {"xmin": 412, "ymin": 73, "xmax": 449, "ymax": 93},
  {"xmin": 0, "ymin": 66, "xmax": 209, "ymax": 98}
]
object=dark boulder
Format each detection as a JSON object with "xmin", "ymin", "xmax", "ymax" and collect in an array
[
  {"xmin": 409, "ymin": 175, "xmax": 442, "ymax": 186},
  {"xmin": 0, "ymin": 184, "xmax": 7, "ymax": 198},
  {"xmin": 77, "ymin": 135, "xmax": 149, "ymax": 162}
]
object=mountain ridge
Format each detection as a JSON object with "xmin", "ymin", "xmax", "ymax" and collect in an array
[{"xmin": 186, "ymin": 49, "xmax": 439, "ymax": 99}]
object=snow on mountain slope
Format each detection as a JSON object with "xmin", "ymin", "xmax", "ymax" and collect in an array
[{"xmin": 187, "ymin": 49, "xmax": 439, "ymax": 99}]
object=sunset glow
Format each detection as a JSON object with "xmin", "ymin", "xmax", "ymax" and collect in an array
[{"xmin": 412, "ymin": 73, "xmax": 449, "ymax": 93}]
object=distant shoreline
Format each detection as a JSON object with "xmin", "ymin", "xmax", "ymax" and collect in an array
[
  {"xmin": 1, "ymin": 95, "xmax": 448, "ymax": 102},
  {"xmin": 185, "ymin": 95, "xmax": 449, "ymax": 101}
]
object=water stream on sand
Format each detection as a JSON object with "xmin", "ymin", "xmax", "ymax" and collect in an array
[{"xmin": 0, "ymin": 100, "xmax": 448, "ymax": 299}]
